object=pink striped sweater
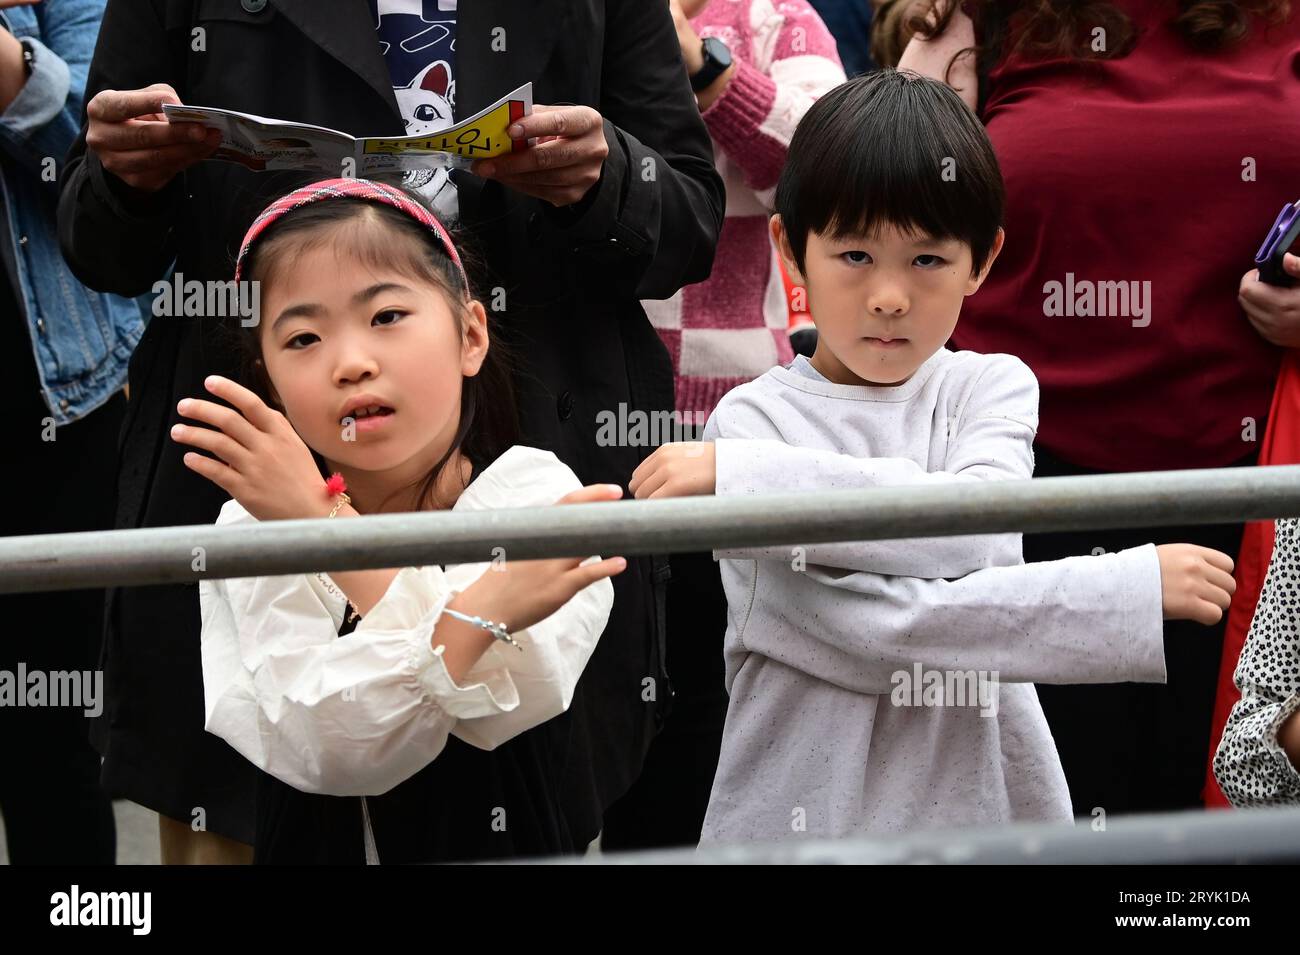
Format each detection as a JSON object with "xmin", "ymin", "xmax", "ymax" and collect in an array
[{"xmin": 643, "ymin": 0, "xmax": 845, "ymax": 423}]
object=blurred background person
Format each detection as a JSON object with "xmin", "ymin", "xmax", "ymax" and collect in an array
[
  {"xmin": 0, "ymin": 0, "xmax": 145, "ymax": 864},
  {"xmin": 901, "ymin": 0, "xmax": 1297, "ymax": 816}
]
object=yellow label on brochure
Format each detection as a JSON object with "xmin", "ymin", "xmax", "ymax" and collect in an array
[{"xmin": 362, "ymin": 99, "xmax": 522, "ymax": 159}]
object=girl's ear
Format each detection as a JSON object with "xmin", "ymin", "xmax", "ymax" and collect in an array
[
  {"xmin": 770, "ymin": 214, "xmax": 807, "ymax": 287},
  {"xmin": 460, "ymin": 299, "xmax": 489, "ymax": 378}
]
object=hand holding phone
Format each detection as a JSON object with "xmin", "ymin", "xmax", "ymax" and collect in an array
[{"xmin": 1254, "ymin": 200, "xmax": 1300, "ymax": 286}]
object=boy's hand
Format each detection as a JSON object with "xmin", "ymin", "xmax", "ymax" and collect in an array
[
  {"xmin": 1156, "ymin": 544, "xmax": 1236, "ymax": 625},
  {"xmin": 170, "ymin": 375, "xmax": 329, "ymax": 522},
  {"xmin": 629, "ymin": 441, "xmax": 716, "ymax": 499}
]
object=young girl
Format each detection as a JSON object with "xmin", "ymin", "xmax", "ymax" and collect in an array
[
  {"xmin": 632, "ymin": 71, "xmax": 1238, "ymax": 841},
  {"xmin": 171, "ymin": 178, "xmax": 625, "ymax": 864},
  {"xmin": 1214, "ymin": 516, "xmax": 1300, "ymax": 805}
]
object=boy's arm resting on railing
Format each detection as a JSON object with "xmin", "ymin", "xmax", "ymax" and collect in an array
[
  {"xmin": 734, "ymin": 544, "xmax": 1167, "ymax": 696},
  {"xmin": 1214, "ymin": 517, "xmax": 1300, "ymax": 806},
  {"xmin": 704, "ymin": 353, "xmax": 1036, "ymax": 576}
]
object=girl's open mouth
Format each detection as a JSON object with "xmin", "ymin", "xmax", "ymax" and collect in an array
[{"xmin": 344, "ymin": 406, "xmax": 395, "ymax": 431}]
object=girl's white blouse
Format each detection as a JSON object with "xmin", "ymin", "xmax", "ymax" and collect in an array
[{"xmin": 197, "ymin": 446, "xmax": 614, "ymax": 797}]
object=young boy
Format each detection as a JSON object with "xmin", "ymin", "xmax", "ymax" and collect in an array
[{"xmin": 630, "ymin": 70, "xmax": 1237, "ymax": 841}]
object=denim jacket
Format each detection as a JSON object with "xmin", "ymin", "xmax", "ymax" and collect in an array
[{"xmin": 1, "ymin": 0, "xmax": 144, "ymax": 426}]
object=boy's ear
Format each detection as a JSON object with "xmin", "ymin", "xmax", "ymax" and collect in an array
[
  {"xmin": 461, "ymin": 299, "xmax": 490, "ymax": 378},
  {"xmin": 965, "ymin": 227, "xmax": 1005, "ymax": 296},
  {"xmin": 770, "ymin": 214, "xmax": 806, "ymax": 287}
]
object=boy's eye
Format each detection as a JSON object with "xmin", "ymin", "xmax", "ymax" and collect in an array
[
  {"xmin": 373, "ymin": 309, "xmax": 406, "ymax": 327},
  {"xmin": 914, "ymin": 254, "xmax": 946, "ymax": 268},
  {"xmin": 286, "ymin": 332, "xmax": 319, "ymax": 349},
  {"xmin": 841, "ymin": 251, "xmax": 871, "ymax": 265}
]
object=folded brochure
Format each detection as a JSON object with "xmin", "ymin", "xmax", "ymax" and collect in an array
[{"xmin": 162, "ymin": 82, "xmax": 532, "ymax": 175}]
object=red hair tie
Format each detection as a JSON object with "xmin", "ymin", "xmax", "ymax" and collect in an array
[{"xmin": 325, "ymin": 472, "xmax": 351, "ymax": 518}]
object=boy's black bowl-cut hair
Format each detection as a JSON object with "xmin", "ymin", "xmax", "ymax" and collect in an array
[{"xmin": 775, "ymin": 68, "xmax": 1004, "ymax": 278}]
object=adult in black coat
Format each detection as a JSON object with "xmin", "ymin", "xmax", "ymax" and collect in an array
[{"xmin": 57, "ymin": 0, "xmax": 723, "ymax": 862}]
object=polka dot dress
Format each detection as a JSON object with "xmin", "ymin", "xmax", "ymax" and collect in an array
[{"xmin": 1214, "ymin": 517, "xmax": 1300, "ymax": 806}]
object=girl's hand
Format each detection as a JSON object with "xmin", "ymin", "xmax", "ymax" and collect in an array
[
  {"xmin": 629, "ymin": 441, "xmax": 716, "ymax": 499},
  {"xmin": 1156, "ymin": 544, "xmax": 1236, "ymax": 625},
  {"xmin": 1239, "ymin": 254, "xmax": 1300, "ymax": 347},
  {"xmin": 171, "ymin": 375, "xmax": 328, "ymax": 522},
  {"xmin": 453, "ymin": 483, "xmax": 628, "ymax": 633}
]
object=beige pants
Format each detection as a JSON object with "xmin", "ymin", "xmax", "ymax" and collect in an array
[{"xmin": 158, "ymin": 814, "xmax": 253, "ymax": 865}]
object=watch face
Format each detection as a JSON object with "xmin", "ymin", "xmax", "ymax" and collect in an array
[{"xmin": 703, "ymin": 36, "xmax": 732, "ymax": 69}]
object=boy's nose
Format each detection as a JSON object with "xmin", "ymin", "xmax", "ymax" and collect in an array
[
  {"xmin": 867, "ymin": 278, "xmax": 909, "ymax": 315},
  {"xmin": 869, "ymin": 293, "xmax": 908, "ymax": 316}
]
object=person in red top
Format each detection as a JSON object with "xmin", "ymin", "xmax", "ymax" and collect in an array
[{"xmin": 902, "ymin": 0, "xmax": 1299, "ymax": 816}]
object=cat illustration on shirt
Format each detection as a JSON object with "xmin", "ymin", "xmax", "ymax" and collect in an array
[{"xmin": 396, "ymin": 60, "xmax": 455, "ymax": 136}]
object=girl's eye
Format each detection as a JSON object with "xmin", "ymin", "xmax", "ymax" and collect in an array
[
  {"xmin": 373, "ymin": 309, "xmax": 406, "ymax": 327},
  {"xmin": 842, "ymin": 251, "xmax": 871, "ymax": 265},
  {"xmin": 286, "ymin": 332, "xmax": 319, "ymax": 349},
  {"xmin": 915, "ymin": 254, "xmax": 946, "ymax": 268}
]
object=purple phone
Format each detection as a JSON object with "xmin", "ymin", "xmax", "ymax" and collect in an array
[{"xmin": 1255, "ymin": 200, "xmax": 1300, "ymax": 286}]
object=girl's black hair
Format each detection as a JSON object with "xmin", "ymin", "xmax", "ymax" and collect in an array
[
  {"xmin": 774, "ymin": 68, "xmax": 1004, "ymax": 278},
  {"xmin": 234, "ymin": 193, "xmax": 519, "ymax": 513}
]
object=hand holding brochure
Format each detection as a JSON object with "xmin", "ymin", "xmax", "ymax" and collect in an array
[{"xmin": 162, "ymin": 83, "xmax": 532, "ymax": 175}]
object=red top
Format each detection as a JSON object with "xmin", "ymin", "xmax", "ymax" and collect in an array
[{"xmin": 954, "ymin": 0, "xmax": 1293, "ymax": 471}]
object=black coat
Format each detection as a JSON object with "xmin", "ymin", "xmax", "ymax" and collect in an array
[{"xmin": 57, "ymin": 0, "xmax": 724, "ymax": 852}]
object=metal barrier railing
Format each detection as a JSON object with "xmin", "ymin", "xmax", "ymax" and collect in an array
[
  {"xmin": 569, "ymin": 806, "xmax": 1300, "ymax": 865},
  {"xmin": 0, "ymin": 464, "xmax": 1298, "ymax": 592},
  {"xmin": 5, "ymin": 462, "xmax": 1299, "ymax": 863}
]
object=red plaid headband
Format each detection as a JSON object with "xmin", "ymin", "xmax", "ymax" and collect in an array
[{"xmin": 232, "ymin": 177, "xmax": 468, "ymax": 291}]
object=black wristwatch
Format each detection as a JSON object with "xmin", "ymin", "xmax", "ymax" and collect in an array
[
  {"xmin": 690, "ymin": 36, "xmax": 732, "ymax": 92},
  {"xmin": 18, "ymin": 37, "xmax": 34, "ymax": 78}
]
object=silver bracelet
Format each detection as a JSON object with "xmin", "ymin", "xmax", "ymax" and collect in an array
[{"xmin": 441, "ymin": 606, "xmax": 523, "ymax": 652}]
